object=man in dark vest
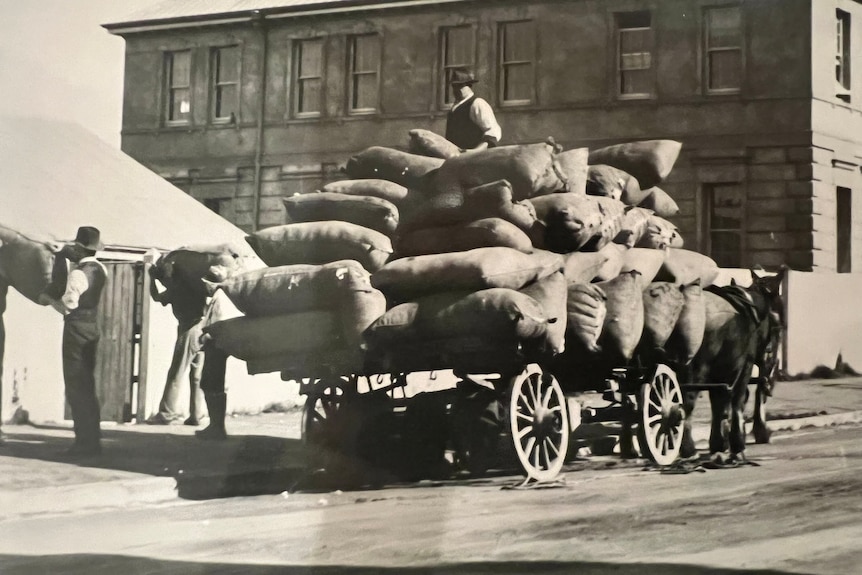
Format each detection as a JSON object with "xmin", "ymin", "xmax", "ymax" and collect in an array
[
  {"xmin": 445, "ymin": 67, "xmax": 502, "ymax": 152},
  {"xmin": 40, "ymin": 226, "xmax": 108, "ymax": 457}
]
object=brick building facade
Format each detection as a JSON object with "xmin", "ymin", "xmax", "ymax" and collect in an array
[{"xmin": 105, "ymin": 0, "xmax": 862, "ymax": 272}]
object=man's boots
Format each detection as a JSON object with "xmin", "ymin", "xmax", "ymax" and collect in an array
[{"xmin": 196, "ymin": 392, "xmax": 227, "ymax": 441}]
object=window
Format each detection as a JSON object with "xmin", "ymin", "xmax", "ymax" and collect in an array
[
  {"xmin": 165, "ymin": 50, "xmax": 191, "ymax": 123},
  {"xmin": 213, "ymin": 46, "xmax": 239, "ymax": 121},
  {"xmin": 616, "ymin": 12, "xmax": 653, "ymax": 98},
  {"xmin": 203, "ymin": 198, "xmax": 222, "ymax": 215},
  {"xmin": 836, "ymin": 10, "xmax": 851, "ymax": 101},
  {"xmin": 440, "ymin": 25, "xmax": 475, "ymax": 106},
  {"xmin": 837, "ymin": 187, "xmax": 852, "ymax": 273},
  {"xmin": 705, "ymin": 6, "xmax": 742, "ymax": 93},
  {"xmin": 704, "ymin": 183, "xmax": 744, "ymax": 267},
  {"xmin": 348, "ymin": 34, "xmax": 380, "ymax": 113},
  {"xmin": 294, "ymin": 38, "xmax": 324, "ymax": 116},
  {"xmin": 499, "ymin": 21, "xmax": 535, "ymax": 105}
]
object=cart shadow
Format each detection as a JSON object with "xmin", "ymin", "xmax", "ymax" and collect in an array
[{"xmin": 0, "ymin": 554, "xmax": 813, "ymax": 575}]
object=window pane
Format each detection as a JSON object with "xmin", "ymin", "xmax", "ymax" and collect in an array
[
  {"xmin": 711, "ymin": 185, "xmax": 744, "ymax": 228},
  {"xmin": 504, "ymin": 62, "xmax": 532, "ymax": 101},
  {"xmin": 170, "ymin": 88, "xmax": 190, "ymax": 121},
  {"xmin": 618, "ymin": 11, "xmax": 651, "ymax": 29},
  {"xmin": 707, "ymin": 7, "xmax": 741, "ymax": 48},
  {"xmin": 621, "ymin": 51, "xmax": 652, "ymax": 70},
  {"xmin": 353, "ymin": 74, "xmax": 377, "ymax": 109},
  {"xmin": 621, "ymin": 69, "xmax": 652, "ymax": 95},
  {"xmin": 299, "ymin": 40, "xmax": 323, "ymax": 77},
  {"xmin": 709, "ymin": 49, "xmax": 742, "ymax": 90},
  {"xmin": 216, "ymin": 85, "xmax": 237, "ymax": 118},
  {"xmin": 298, "ymin": 78, "xmax": 321, "ymax": 114},
  {"xmin": 711, "ymin": 233, "xmax": 742, "ymax": 268},
  {"xmin": 217, "ymin": 46, "xmax": 239, "ymax": 83},
  {"xmin": 445, "ymin": 26, "xmax": 472, "ymax": 66},
  {"xmin": 620, "ymin": 28, "xmax": 650, "ymax": 54},
  {"xmin": 171, "ymin": 51, "xmax": 190, "ymax": 86},
  {"xmin": 503, "ymin": 22, "xmax": 533, "ymax": 62},
  {"xmin": 353, "ymin": 35, "xmax": 378, "ymax": 72}
]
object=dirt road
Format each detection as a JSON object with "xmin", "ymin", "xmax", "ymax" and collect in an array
[{"xmin": 1, "ymin": 424, "xmax": 860, "ymax": 574}]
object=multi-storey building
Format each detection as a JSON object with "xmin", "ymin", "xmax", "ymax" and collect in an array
[{"xmin": 105, "ymin": 0, "xmax": 862, "ymax": 272}]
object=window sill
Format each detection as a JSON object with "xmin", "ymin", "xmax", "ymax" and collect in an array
[
  {"xmin": 500, "ymin": 100, "xmax": 532, "ymax": 108},
  {"xmin": 347, "ymin": 108, "xmax": 379, "ymax": 116},
  {"xmin": 617, "ymin": 94, "xmax": 655, "ymax": 101}
]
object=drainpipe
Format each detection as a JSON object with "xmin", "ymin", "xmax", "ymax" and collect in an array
[{"xmin": 251, "ymin": 11, "xmax": 268, "ymax": 232}]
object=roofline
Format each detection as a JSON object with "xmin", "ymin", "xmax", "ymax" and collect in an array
[{"xmin": 102, "ymin": 0, "xmax": 472, "ymax": 35}]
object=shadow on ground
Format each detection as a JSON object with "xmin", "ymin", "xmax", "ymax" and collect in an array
[{"xmin": 0, "ymin": 555, "xmax": 814, "ymax": 575}]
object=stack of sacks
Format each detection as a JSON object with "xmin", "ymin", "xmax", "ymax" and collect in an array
[
  {"xmin": 203, "ymin": 260, "xmax": 386, "ymax": 377},
  {"xmin": 366, "ymin": 247, "xmax": 567, "ymax": 371}
]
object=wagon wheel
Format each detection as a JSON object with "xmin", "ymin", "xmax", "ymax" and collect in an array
[
  {"xmin": 508, "ymin": 364, "xmax": 570, "ymax": 482},
  {"xmin": 636, "ymin": 364, "xmax": 685, "ymax": 466},
  {"xmin": 301, "ymin": 376, "xmax": 354, "ymax": 461}
]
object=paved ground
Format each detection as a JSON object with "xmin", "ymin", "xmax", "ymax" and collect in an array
[{"xmin": 1, "ymin": 376, "xmax": 861, "ymax": 519}]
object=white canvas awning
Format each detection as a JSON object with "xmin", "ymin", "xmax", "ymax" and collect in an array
[{"xmin": 0, "ymin": 115, "xmax": 254, "ymax": 255}]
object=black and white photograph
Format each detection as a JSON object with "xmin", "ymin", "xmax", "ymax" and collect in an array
[{"xmin": 1, "ymin": 0, "xmax": 861, "ymax": 573}]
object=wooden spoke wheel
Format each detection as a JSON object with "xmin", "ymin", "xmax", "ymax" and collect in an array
[
  {"xmin": 637, "ymin": 364, "xmax": 684, "ymax": 466},
  {"xmin": 509, "ymin": 364, "xmax": 570, "ymax": 482},
  {"xmin": 301, "ymin": 376, "xmax": 353, "ymax": 455}
]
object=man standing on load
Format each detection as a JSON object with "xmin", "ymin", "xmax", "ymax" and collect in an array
[{"xmin": 445, "ymin": 67, "xmax": 502, "ymax": 153}]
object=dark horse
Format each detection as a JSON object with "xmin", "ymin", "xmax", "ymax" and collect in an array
[{"xmin": 679, "ymin": 268, "xmax": 785, "ymax": 463}]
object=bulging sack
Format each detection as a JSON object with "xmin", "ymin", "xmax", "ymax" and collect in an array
[
  {"xmin": 431, "ymin": 140, "xmax": 567, "ymax": 201},
  {"xmin": 0, "ymin": 226, "xmax": 53, "ymax": 304},
  {"xmin": 528, "ymin": 193, "xmax": 603, "ymax": 253},
  {"xmin": 365, "ymin": 288, "xmax": 550, "ymax": 347},
  {"xmin": 283, "ymin": 192, "xmax": 400, "ymax": 235},
  {"xmin": 655, "ymin": 248, "xmax": 720, "ymax": 286},
  {"xmin": 637, "ymin": 215, "xmax": 684, "ymax": 250},
  {"xmin": 614, "ymin": 207, "xmax": 654, "ymax": 248},
  {"xmin": 344, "ymin": 146, "xmax": 444, "ymax": 189},
  {"xmin": 157, "ymin": 245, "xmax": 243, "ymax": 299},
  {"xmin": 640, "ymin": 282, "xmax": 686, "ymax": 352},
  {"xmin": 588, "ymin": 140, "xmax": 682, "ymax": 190},
  {"xmin": 638, "ymin": 187, "xmax": 680, "ymax": 217},
  {"xmin": 246, "ymin": 222, "xmax": 393, "ymax": 272},
  {"xmin": 395, "ymin": 218, "xmax": 533, "ymax": 258},
  {"xmin": 586, "ymin": 164, "xmax": 644, "ymax": 204},
  {"xmin": 207, "ymin": 260, "xmax": 373, "ymax": 317},
  {"xmin": 520, "ymin": 271, "xmax": 568, "ymax": 355},
  {"xmin": 321, "ymin": 179, "xmax": 409, "ymax": 206},
  {"xmin": 371, "ymin": 247, "xmax": 563, "ymax": 302},
  {"xmin": 554, "ymin": 147, "xmax": 589, "ymax": 196},
  {"xmin": 206, "ymin": 310, "xmax": 342, "ymax": 360},
  {"xmin": 665, "ymin": 280, "xmax": 706, "ymax": 365},
  {"xmin": 593, "ymin": 243, "xmax": 628, "ymax": 282},
  {"xmin": 566, "ymin": 282, "xmax": 607, "ymax": 353},
  {"xmin": 584, "ymin": 196, "xmax": 626, "ymax": 251},
  {"xmin": 620, "ymin": 247, "xmax": 668, "ymax": 284},
  {"xmin": 408, "ymin": 128, "xmax": 461, "ymax": 159},
  {"xmin": 596, "ymin": 270, "xmax": 645, "ymax": 361},
  {"xmin": 562, "ymin": 250, "xmax": 609, "ymax": 284}
]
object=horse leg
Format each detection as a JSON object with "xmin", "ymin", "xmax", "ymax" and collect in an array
[
  {"xmin": 752, "ymin": 383, "xmax": 772, "ymax": 444},
  {"xmin": 680, "ymin": 389, "xmax": 699, "ymax": 459},
  {"xmin": 729, "ymin": 371, "xmax": 752, "ymax": 460},
  {"xmin": 708, "ymin": 387, "xmax": 731, "ymax": 457}
]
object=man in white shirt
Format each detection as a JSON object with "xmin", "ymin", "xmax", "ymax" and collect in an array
[{"xmin": 445, "ymin": 67, "xmax": 502, "ymax": 152}]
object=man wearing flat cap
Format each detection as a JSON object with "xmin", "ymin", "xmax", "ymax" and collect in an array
[
  {"xmin": 445, "ymin": 67, "xmax": 502, "ymax": 152},
  {"xmin": 40, "ymin": 226, "xmax": 108, "ymax": 457}
]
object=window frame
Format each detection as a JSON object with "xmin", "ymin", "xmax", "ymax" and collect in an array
[
  {"xmin": 292, "ymin": 37, "xmax": 326, "ymax": 118},
  {"xmin": 836, "ymin": 9, "xmax": 851, "ymax": 101},
  {"xmin": 164, "ymin": 50, "xmax": 192, "ymax": 125},
  {"xmin": 439, "ymin": 24, "xmax": 477, "ymax": 109},
  {"xmin": 498, "ymin": 20, "xmax": 536, "ymax": 107},
  {"xmin": 347, "ymin": 33, "xmax": 382, "ymax": 115},
  {"xmin": 703, "ymin": 182, "xmax": 746, "ymax": 268},
  {"xmin": 837, "ymin": 187, "xmax": 852, "ymax": 273},
  {"xmin": 211, "ymin": 45, "xmax": 240, "ymax": 123},
  {"xmin": 615, "ymin": 11, "xmax": 655, "ymax": 100},
  {"xmin": 704, "ymin": 5, "xmax": 744, "ymax": 95}
]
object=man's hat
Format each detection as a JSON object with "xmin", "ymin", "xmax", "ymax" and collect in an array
[
  {"xmin": 449, "ymin": 67, "xmax": 477, "ymax": 86},
  {"xmin": 72, "ymin": 226, "xmax": 104, "ymax": 252}
]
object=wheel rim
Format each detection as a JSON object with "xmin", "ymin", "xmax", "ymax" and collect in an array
[
  {"xmin": 509, "ymin": 364, "xmax": 569, "ymax": 481},
  {"xmin": 301, "ymin": 378, "xmax": 347, "ymax": 451},
  {"xmin": 638, "ymin": 364, "xmax": 684, "ymax": 466}
]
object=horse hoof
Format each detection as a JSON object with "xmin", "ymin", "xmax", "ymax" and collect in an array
[{"xmin": 753, "ymin": 426, "xmax": 772, "ymax": 444}]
